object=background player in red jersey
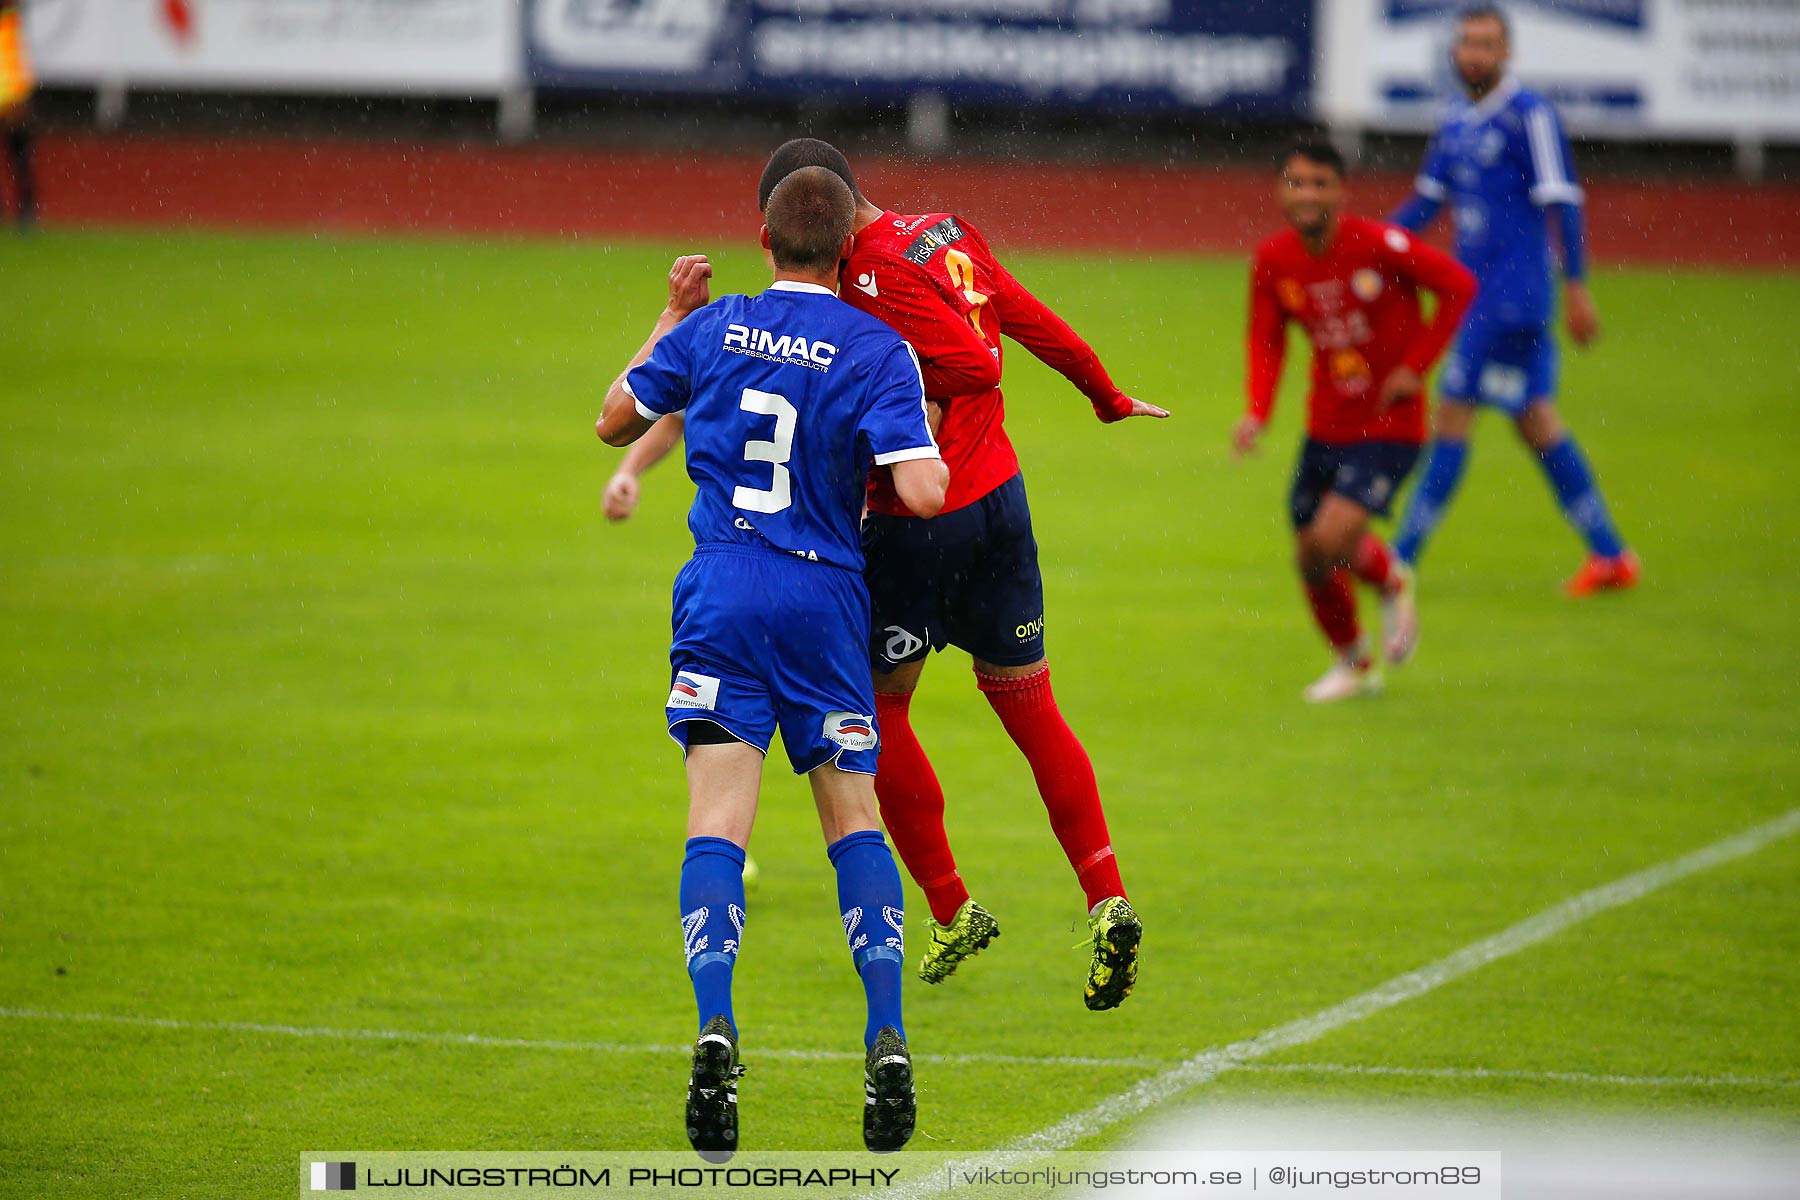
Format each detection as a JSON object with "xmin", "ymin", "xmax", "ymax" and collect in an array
[{"xmin": 1235, "ymin": 143, "xmax": 1477, "ymax": 703}]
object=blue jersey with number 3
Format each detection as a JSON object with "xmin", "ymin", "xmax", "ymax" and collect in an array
[{"xmin": 626, "ymin": 281, "xmax": 937, "ymax": 573}]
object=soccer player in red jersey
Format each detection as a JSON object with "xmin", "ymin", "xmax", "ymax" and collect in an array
[
  {"xmin": 1235, "ymin": 143, "xmax": 1477, "ymax": 703},
  {"xmin": 765, "ymin": 139, "xmax": 1168, "ymax": 1010}
]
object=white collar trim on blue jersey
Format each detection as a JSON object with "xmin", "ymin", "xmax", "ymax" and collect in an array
[
  {"xmin": 1462, "ymin": 73, "xmax": 1521, "ymax": 122},
  {"xmin": 769, "ymin": 281, "xmax": 836, "ymax": 296}
]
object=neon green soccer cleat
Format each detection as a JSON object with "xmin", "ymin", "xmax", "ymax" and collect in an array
[
  {"xmin": 1083, "ymin": 896, "xmax": 1141, "ymax": 1011},
  {"xmin": 917, "ymin": 899, "xmax": 1000, "ymax": 985}
]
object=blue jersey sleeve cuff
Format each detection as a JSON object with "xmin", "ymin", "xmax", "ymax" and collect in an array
[
  {"xmin": 621, "ymin": 374, "xmax": 669, "ymax": 421},
  {"xmin": 872, "ymin": 446, "xmax": 941, "ymax": 466}
]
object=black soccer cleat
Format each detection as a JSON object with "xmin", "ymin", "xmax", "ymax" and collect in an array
[
  {"xmin": 863, "ymin": 1026, "xmax": 916, "ymax": 1153},
  {"xmin": 685, "ymin": 1015, "xmax": 745, "ymax": 1162}
]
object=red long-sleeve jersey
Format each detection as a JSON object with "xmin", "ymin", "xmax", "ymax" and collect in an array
[
  {"xmin": 1247, "ymin": 215, "xmax": 1477, "ymax": 445},
  {"xmin": 844, "ymin": 211, "xmax": 1133, "ymax": 516}
]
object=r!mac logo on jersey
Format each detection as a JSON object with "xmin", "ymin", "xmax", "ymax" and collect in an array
[
  {"xmin": 823, "ymin": 710, "xmax": 877, "ymax": 752},
  {"xmin": 723, "ymin": 325, "xmax": 837, "ymax": 369},
  {"xmin": 668, "ymin": 671, "xmax": 720, "ymax": 710}
]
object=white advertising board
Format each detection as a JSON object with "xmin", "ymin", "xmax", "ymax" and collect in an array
[
  {"xmin": 25, "ymin": 0, "xmax": 522, "ymax": 95},
  {"xmin": 1318, "ymin": 0, "xmax": 1799, "ymax": 141}
]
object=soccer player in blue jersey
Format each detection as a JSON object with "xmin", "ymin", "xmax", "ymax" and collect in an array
[
  {"xmin": 1390, "ymin": 4, "xmax": 1639, "ymax": 597},
  {"xmin": 596, "ymin": 167, "xmax": 948, "ymax": 1158}
]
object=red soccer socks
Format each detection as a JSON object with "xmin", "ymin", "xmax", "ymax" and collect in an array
[{"xmin": 975, "ymin": 666, "xmax": 1125, "ymax": 910}]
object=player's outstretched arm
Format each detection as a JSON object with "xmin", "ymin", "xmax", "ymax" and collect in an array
[
  {"xmin": 997, "ymin": 275, "xmax": 1169, "ymax": 420},
  {"xmin": 598, "ymin": 255, "xmax": 711, "ymax": 447},
  {"xmin": 948, "ymin": 221, "xmax": 1162, "ymax": 423},
  {"xmin": 1121, "ymin": 398, "xmax": 1171, "ymax": 419},
  {"xmin": 604, "ymin": 413, "xmax": 685, "ymax": 522}
]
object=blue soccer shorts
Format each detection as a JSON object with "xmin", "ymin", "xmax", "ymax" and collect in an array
[
  {"xmin": 861, "ymin": 472, "xmax": 1046, "ymax": 672},
  {"xmin": 1439, "ymin": 309, "xmax": 1559, "ymax": 415},
  {"xmin": 665, "ymin": 546, "xmax": 879, "ymax": 776},
  {"xmin": 1290, "ymin": 438, "xmax": 1422, "ymax": 528}
]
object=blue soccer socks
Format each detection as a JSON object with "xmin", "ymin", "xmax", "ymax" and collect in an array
[
  {"xmin": 1538, "ymin": 437, "xmax": 1626, "ymax": 559},
  {"xmin": 827, "ymin": 830, "xmax": 906, "ymax": 1050},
  {"xmin": 1395, "ymin": 438, "xmax": 1469, "ymax": 565},
  {"xmin": 680, "ymin": 836, "xmax": 747, "ymax": 1035}
]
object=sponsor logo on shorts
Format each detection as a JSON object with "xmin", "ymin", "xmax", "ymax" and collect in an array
[
  {"xmin": 667, "ymin": 671, "xmax": 720, "ymax": 711},
  {"xmin": 1015, "ymin": 614, "xmax": 1045, "ymax": 640},
  {"xmin": 882, "ymin": 625, "xmax": 924, "ymax": 662},
  {"xmin": 824, "ymin": 710, "xmax": 878, "ymax": 752}
]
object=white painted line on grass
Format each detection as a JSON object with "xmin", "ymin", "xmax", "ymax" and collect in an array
[
  {"xmin": 0, "ymin": 1006, "xmax": 1161, "ymax": 1071},
  {"xmin": 1237, "ymin": 1062, "xmax": 1800, "ymax": 1090},
  {"xmin": 889, "ymin": 805, "xmax": 1800, "ymax": 1196},
  {"xmin": 7, "ymin": 1008, "xmax": 1787, "ymax": 1093}
]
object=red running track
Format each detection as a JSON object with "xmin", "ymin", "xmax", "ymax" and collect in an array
[{"xmin": 26, "ymin": 131, "xmax": 1800, "ymax": 267}]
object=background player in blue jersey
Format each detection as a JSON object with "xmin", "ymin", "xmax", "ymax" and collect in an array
[
  {"xmin": 595, "ymin": 167, "xmax": 948, "ymax": 1158},
  {"xmin": 1390, "ymin": 4, "xmax": 1639, "ymax": 598}
]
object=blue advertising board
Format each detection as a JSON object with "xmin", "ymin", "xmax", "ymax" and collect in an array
[{"xmin": 526, "ymin": 0, "xmax": 1313, "ymax": 116}]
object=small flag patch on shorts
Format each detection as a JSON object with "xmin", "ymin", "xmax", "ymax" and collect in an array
[
  {"xmin": 667, "ymin": 671, "xmax": 720, "ymax": 711},
  {"xmin": 310, "ymin": 1162, "xmax": 356, "ymax": 1191},
  {"xmin": 824, "ymin": 710, "xmax": 877, "ymax": 752}
]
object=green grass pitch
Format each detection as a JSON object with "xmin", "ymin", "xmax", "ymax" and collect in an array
[{"xmin": 1, "ymin": 229, "xmax": 1796, "ymax": 1196}]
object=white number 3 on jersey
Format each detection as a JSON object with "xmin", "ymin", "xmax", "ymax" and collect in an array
[{"xmin": 732, "ymin": 388, "xmax": 798, "ymax": 514}]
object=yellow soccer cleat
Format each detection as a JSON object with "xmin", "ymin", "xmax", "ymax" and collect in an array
[
  {"xmin": 1084, "ymin": 896, "xmax": 1141, "ymax": 1011},
  {"xmin": 917, "ymin": 899, "xmax": 1000, "ymax": 985}
]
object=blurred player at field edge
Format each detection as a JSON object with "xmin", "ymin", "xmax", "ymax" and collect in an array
[
  {"xmin": 0, "ymin": 0, "xmax": 37, "ymax": 229},
  {"xmin": 597, "ymin": 168, "xmax": 947, "ymax": 1156},
  {"xmin": 1237, "ymin": 143, "xmax": 1476, "ymax": 702},
  {"xmin": 1389, "ymin": 4, "xmax": 1637, "ymax": 596}
]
